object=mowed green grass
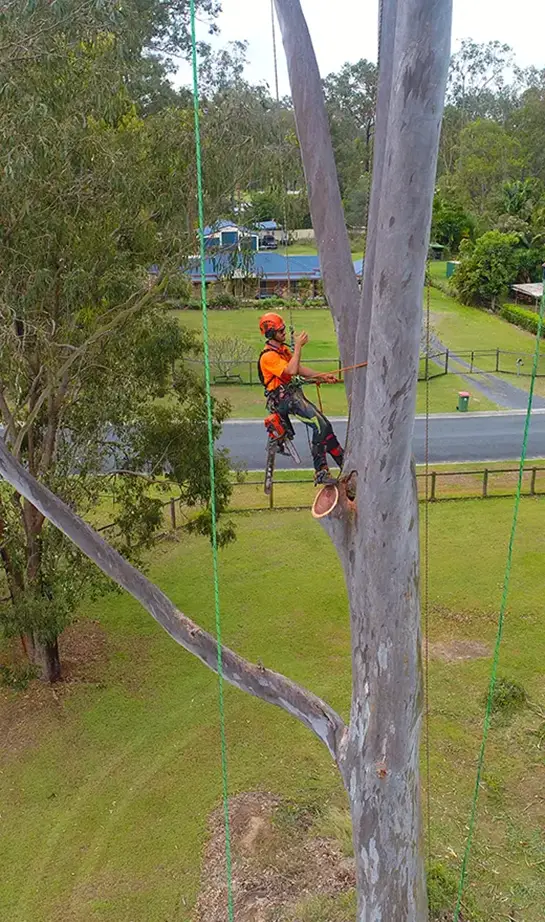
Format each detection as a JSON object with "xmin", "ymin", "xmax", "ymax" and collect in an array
[
  {"xmin": 1, "ymin": 498, "xmax": 544, "ymax": 921},
  {"xmin": 174, "ymin": 308, "xmax": 498, "ymax": 416},
  {"xmin": 429, "ymin": 263, "xmax": 545, "ymax": 397}
]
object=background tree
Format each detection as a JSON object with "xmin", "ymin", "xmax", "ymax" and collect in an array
[
  {"xmin": 324, "ymin": 59, "xmax": 378, "ymax": 186},
  {"xmin": 452, "ymin": 119, "xmax": 523, "ymax": 219},
  {"xmin": 432, "ymin": 188, "xmax": 475, "ymax": 253},
  {"xmin": 0, "ymin": 0, "xmax": 236, "ymax": 682},
  {"xmin": 452, "ymin": 231, "xmax": 520, "ymax": 309}
]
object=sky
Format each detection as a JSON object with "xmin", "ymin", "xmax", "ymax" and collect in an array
[{"xmin": 179, "ymin": 0, "xmax": 544, "ymax": 92}]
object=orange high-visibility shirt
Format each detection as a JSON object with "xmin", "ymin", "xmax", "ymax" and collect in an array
[{"xmin": 259, "ymin": 344, "xmax": 293, "ymax": 391}]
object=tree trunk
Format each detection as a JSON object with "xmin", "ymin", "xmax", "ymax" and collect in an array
[
  {"xmin": 23, "ymin": 498, "xmax": 63, "ymax": 683},
  {"xmin": 277, "ymin": 1, "xmax": 452, "ymax": 919},
  {"xmin": 32, "ymin": 636, "xmax": 62, "ymax": 683}
]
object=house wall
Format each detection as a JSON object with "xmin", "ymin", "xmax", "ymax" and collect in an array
[{"xmin": 291, "ymin": 229, "xmax": 315, "ymax": 242}]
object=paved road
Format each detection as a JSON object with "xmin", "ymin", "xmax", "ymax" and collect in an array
[{"xmin": 218, "ymin": 411, "xmax": 545, "ymax": 469}]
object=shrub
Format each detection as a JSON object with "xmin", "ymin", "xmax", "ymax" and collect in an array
[
  {"xmin": 208, "ymin": 293, "xmax": 238, "ymax": 309},
  {"xmin": 488, "ymin": 677, "xmax": 528, "ymax": 718},
  {"xmin": 501, "ymin": 304, "xmax": 545, "ymax": 337},
  {"xmin": 453, "ymin": 231, "xmax": 520, "ymax": 310}
]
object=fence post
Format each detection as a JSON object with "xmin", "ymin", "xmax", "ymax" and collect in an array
[
  {"xmin": 531, "ymin": 467, "xmax": 537, "ymax": 496},
  {"xmin": 170, "ymin": 498, "xmax": 177, "ymax": 531},
  {"xmin": 482, "ymin": 468, "xmax": 489, "ymax": 498},
  {"xmin": 496, "ymin": 348, "xmax": 500, "ymax": 373},
  {"xmin": 425, "ymin": 353, "xmax": 429, "ymax": 381},
  {"xmin": 444, "ymin": 349, "xmax": 449, "ymax": 376},
  {"xmin": 470, "ymin": 350, "xmax": 474, "ymax": 373},
  {"xmin": 269, "ymin": 478, "xmax": 274, "ymax": 510},
  {"xmin": 430, "ymin": 471, "xmax": 437, "ymax": 502}
]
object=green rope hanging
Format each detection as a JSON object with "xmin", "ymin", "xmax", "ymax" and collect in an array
[
  {"xmin": 454, "ymin": 282, "xmax": 545, "ymax": 920},
  {"xmin": 189, "ymin": 3, "xmax": 235, "ymax": 919}
]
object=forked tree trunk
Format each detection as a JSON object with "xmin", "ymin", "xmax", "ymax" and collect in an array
[
  {"xmin": 275, "ymin": 1, "xmax": 452, "ymax": 918},
  {"xmin": 0, "ymin": 2, "xmax": 452, "ymax": 919}
]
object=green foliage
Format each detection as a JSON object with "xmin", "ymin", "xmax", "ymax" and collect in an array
[
  {"xmin": 432, "ymin": 191, "xmax": 475, "ymax": 253},
  {"xmin": 500, "ymin": 304, "xmax": 545, "ymax": 337},
  {"xmin": 453, "ymin": 231, "xmax": 520, "ymax": 308},
  {"xmin": 0, "ymin": 663, "xmax": 39, "ymax": 691},
  {"xmin": 208, "ymin": 292, "xmax": 238, "ymax": 308},
  {"xmin": 324, "ymin": 59, "xmax": 378, "ymax": 190},
  {"xmin": 343, "ymin": 173, "xmax": 371, "ymax": 228},
  {"xmin": 489, "ymin": 677, "xmax": 528, "ymax": 719},
  {"xmin": 0, "ymin": 3, "xmax": 238, "ymax": 679},
  {"xmin": 453, "ymin": 120, "xmax": 523, "ymax": 218}
]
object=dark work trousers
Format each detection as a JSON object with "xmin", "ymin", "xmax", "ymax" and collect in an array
[{"xmin": 270, "ymin": 386, "xmax": 344, "ymax": 474}]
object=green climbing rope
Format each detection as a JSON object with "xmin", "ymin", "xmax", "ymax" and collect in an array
[
  {"xmin": 453, "ymin": 283, "xmax": 545, "ymax": 921},
  {"xmin": 190, "ymin": 4, "xmax": 234, "ymax": 919}
]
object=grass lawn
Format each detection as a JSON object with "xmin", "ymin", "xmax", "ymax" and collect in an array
[
  {"xmin": 1, "ymin": 499, "xmax": 544, "ymax": 921},
  {"xmin": 212, "ymin": 374, "xmax": 497, "ymax": 417},
  {"xmin": 174, "ymin": 309, "xmax": 499, "ymax": 416},
  {"xmin": 274, "ymin": 241, "xmax": 364, "ymax": 260},
  {"xmin": 428, "ymin": 263, "xmax": 545, "ymax": 398}
]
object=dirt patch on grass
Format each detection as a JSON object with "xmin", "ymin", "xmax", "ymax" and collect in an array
[
  {"xmin": 194, "ymin": 792, "xmax": 355, "ymax": 922},
  {"xmin": 430, "ymin": 639, "xmax": 490, "ymax": 662},
  {"xmin": 59, "ymin": 618, "xmax": 109, "ymax": 682},
  {"xmin": 0, "ymin": 618, "xmax": 109, "ymax": 760}
]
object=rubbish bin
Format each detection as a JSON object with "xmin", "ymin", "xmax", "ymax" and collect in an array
[
  {"xmin": 457, "ymin": 391, "xmax": 470, "ymax": 412},
  {"xmin": 446, "ymin": 260, "xmax": 460, "ymax": 279}
]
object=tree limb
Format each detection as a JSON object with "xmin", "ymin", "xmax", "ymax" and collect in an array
[
  {"xmin": 10, "ymin": 286, "xmax": 159, "ymax": 460},
  {"xmin": 0, "ymin": 440, "xmax": 347, "ymax": 760},
  {"xmin": 349, "ymin": 0, "xmax": 400, "ymax": 429},
  {"xmin": 0, "ymin": 384, "xmax": 18, "ymax": 445},
  {"xmin": 274, "ymin": 0, "xmax": 360, "ymax": 365}
]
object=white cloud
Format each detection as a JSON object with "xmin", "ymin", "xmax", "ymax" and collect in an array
[{"xmin": 178, "ymin": 0, "xmax": 544, "ymax": 93}]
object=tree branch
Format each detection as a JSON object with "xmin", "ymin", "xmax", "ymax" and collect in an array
[
  {"xmin": 0, "ymin": 441, "xmax": 347, "ymax": 760},
  {"xmin": 10, "ymin": 286, "xmax": 159, "ymax": 460},
  {"xmin": 274, "ymin": 0, "xmax": 360, "ymax": 365},
  {"xmin": 348, "ymin": 0, "xmax": 400, "ymax": 433},
  {"xmin": 0, "ymin": 384, "xmax": 18, "ymax": 445}
]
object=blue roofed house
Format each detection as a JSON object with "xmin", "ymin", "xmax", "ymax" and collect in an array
[
  {"xmin": 203, "ymin": 220, "xmax": 260, "ymax": 252},
  {"xmin": 187, "ymin": 249, "xmax": 363, "ymax": 299}
]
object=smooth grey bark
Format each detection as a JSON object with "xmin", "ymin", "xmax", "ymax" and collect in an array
[
  {"xmin": 278, "ymin": 1, "xmax": 452, "ymax": 920},
  {"xmin": 0, "ymin": 440, "xmax": 346, "ymax": 759},
  {"xmin": 349, "ymin": 0, "xmax": 400, "ymax": 429},
  {"xmin": 273, "ymin": 0, "xmax": 360, "ymax": 369}
]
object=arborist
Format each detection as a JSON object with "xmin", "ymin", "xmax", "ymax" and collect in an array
[{"xmin": 258, "ymin": 312, "xmax": 344, "ymax": 485}]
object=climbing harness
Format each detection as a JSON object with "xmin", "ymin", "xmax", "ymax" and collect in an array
[{"xmin": 190, "ymin": 4, "xmax": 234, "ymax": 919}]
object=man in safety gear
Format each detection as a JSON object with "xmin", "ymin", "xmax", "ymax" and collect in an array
[{"xmin": 258, "ymin": 312, "xmax": 344, "ymax": 485}]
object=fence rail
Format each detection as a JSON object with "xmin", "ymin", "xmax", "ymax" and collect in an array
[
  {"xmin": 186, "ymin": 346, "xmax": 545, "ymax": 386},
  {"xmin": 186, "ymin": 352, "xmax": 450, "ymax": 385},
  {"xmin": 93, "ymin": 465, "xmax": 545, "ymax": 536},
  {"xmin": 228, "ymin": 465, "xmax": 545, "ymax": 511}
]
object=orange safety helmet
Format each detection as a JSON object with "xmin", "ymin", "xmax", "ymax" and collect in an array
[{"xmin": 259, "ymin": 312, "xmax": 285, "ymax": 339}]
